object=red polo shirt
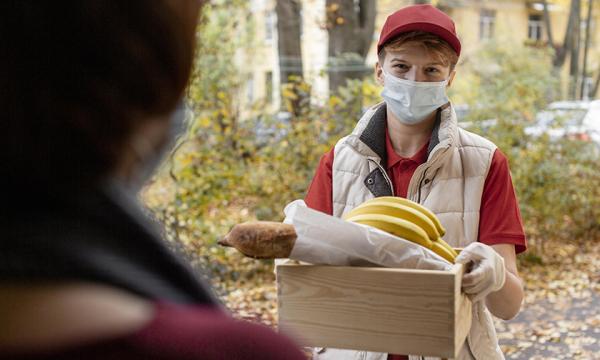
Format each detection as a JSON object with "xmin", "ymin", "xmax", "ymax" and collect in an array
[
  {"xmin": 305, "ymin": 130, "xmax": 526, "ymax": 360},
  {"xmin": 305, "ymin": 129, "xmax": 527, "ymax": 253}
]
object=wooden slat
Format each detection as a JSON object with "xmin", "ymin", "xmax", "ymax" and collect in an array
[
  {"xmin": 453, "ymin": 264, "xmax": 472, "ymax": 356},
  {"xmin": 277, "ymin": 264, "xmax": 471, "ymax": 358}
]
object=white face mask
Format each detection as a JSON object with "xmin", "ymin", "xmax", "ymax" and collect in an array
[{"xmin": 381, "ymin": 69, "xmax": 449, "ymax": 125}]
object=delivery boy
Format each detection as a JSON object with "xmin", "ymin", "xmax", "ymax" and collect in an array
[{"xmin": 305, "ymin": 4, "xmax": 526, "ymax": 360}]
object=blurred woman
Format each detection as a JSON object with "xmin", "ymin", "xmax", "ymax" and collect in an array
[{"xmin": 0, "ymin": 1, "xmax": 304, "ymax": 359}]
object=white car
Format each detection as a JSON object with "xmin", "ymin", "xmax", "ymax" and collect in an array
[{"xmin": 525, "ymin": 100, "xmax": 600, "ymax": 144}]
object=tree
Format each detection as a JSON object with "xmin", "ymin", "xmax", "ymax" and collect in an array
[
  {"xmin": 326, "ymin": 0, "xmax": 377, "ymax": 91},
  {"xmin": 274, "ymin": 0, "xmax": 309, "ymax": 117},
  {"xmin": 542, "ymin": 0, "xmax": 577, "ymax": 69},
  {"xmin": 580, "ymin": 0, "xmax": 594, "ymax": 99},
  {"xmin": 567, "ymin": 0, "xmax": 581, "ymax": 99},
  {"xmin": 594, "ymin": 71, "xmax": 600, "ymax": 98},
  {"xmin": 275, "ymin": 0, "xmax": 303, "ymax": 83},
  {"xmin": 542, "ymin": 0, "xmax": 583, "ymax": 99}
]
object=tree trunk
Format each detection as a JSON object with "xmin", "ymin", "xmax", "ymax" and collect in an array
[
  {"xmin": 276, "ymin": 0, "xmax": 303, "ymax": 83},
  {"xmin": 580, "ymin": 0, "xmax": 593, "ymax": 99},
  {"xmin": 327, "ymin": 0, "xmax": 377, "ymax": 92},
  {"xmin": 275, "ymin": 0, "xmax": 307, "ymax": 116},
  {"xmin": 542, "ymin": 0, "xmax": 555, "ymax": 47},
  {"xmin": 568, "ymin": 0, "xmax": 581, "ymax": 99},
  {"xmin": 543, "ymin": 0, "xmax": 578, "ymax": 69},
  {"xmin": 593, "ymin": 70, "xmax": 600, "ymax": 98},
  {"xmin": 543, "ymin": 0, "xmax": 585, "ymax": 99}
]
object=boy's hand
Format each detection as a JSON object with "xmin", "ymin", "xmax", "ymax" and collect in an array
[{"xmin": 455, "ymin": 242, "xmax": 506, "ymax": 303}]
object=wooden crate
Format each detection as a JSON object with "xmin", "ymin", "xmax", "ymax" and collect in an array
[{"xmin": 276, "ymin": 263, "xmax": 471, "ymax": 358}]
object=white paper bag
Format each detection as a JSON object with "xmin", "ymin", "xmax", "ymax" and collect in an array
[{"xmin": 282, "ymin": 199, "xmax": 451, "ymax": 271}]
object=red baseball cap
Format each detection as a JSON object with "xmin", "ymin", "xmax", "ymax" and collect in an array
[{"xmin": 377, "ymin": 4, "xmax": 461, "ymax": 57}]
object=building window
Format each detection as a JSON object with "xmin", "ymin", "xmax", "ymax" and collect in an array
[
  {"xmin": 265, "ymin": 11, "xmax": 274, "ymax": 42},
  {"xmin": 479, "ymin": 9, "xmax": 496, "ymax": 40},
  {"xmin": 265, "ymin": 71, "xmax": 273, "ymax": 104},
  {"xmin": 528, "ymin": 14, "xmax": 543, "ymax": 41}
]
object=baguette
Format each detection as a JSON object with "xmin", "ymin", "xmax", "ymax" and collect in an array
[{"xmin": 218, "ymin": 221, "xmax": 297, "ymax": 259}]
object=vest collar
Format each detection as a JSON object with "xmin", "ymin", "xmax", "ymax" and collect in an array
[{"xmin": 349, "ymin": 102, "xmax": 458, "ymax": 164}]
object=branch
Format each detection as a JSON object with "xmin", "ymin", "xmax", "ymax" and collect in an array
[
  {"xmin": 593, "ymin": 70, "xmax": 600, "ymax": 98},
  {"xmin": 580, "ymin": 0, "xmax": 594, "ymax": 99},
  {"xmin": 555, "ymin": 0, "xmax": 579, "ymax": 68},
  {"xmin": 542, "ymin": 0, "xmax": 555, "ymax": 47}
]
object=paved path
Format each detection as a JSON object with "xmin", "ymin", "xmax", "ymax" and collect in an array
[{"xmin": 495, "ymin": 245, "xmax": 600, "ymax": 360}]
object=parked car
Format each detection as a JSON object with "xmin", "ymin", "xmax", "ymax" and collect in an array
[
  {"xmin": 457, "ymin": 100, "xmax": 600, "ymax": 146},
  {"xmin": 525, "ymin": 100, "xmax": 600, "ymax": 145}
]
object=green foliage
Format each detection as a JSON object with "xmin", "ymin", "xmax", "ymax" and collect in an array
[
  {"xmin": 144, "ymin": 29, "xmax": 599, "ymax": 283},
  {"xmin": 454, "ymin": 41, "xmax": 600, "ymax": 253},
  {"xmin": 143, "ymin": 0, "xmax": 381, "ymax": 280}
]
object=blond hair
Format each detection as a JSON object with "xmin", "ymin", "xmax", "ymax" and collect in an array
[{"xmin": 378, "ymin": 31, "xmax": 459, "ymax": 70}]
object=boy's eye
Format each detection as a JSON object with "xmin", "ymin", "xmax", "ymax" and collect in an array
[
  {"xmin": 394, "ymin": 64, "xmax": 409, "ymax": 70},
  {"xmin": 426, "ymin": 67, "xmax": 439, "ymax": 73}
]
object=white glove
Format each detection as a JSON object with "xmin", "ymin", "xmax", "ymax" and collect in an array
[{"xmin": 455, "ymin": 242, "xmax": 506, "ymax": 303}]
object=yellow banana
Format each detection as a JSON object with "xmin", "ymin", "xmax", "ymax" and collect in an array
[
  {"xmin": 343, "ymin": 201, "xmax": 441, "ymax": 241},
  {"xmin": 363, "ymin": 196, "xmax": 446, "ymax": 237},
  {"xmin": 437, "ymin": 238, "xmax": 458, "ymax": 257},
  {"xmin": 431, "ymin": 241, "xmax": 456, "ymax": 263},
  {"xmin": 346, "ymin": 213, "xmax": 433, "ymax": 249}
]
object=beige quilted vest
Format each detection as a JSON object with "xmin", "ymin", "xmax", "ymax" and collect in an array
[{"xmin": 321, "ymin": 102, "xmax": 504, "ymax": 360}]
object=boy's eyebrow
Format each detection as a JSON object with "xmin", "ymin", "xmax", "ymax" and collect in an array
[{"xmin": 389, "ymin": 58, "xmax": 445, "ymax": 66}]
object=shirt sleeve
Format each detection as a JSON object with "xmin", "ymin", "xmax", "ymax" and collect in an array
[
  {"xmin": 304, "ymin": 147, "xmax": 335, "ymax": 215},
  {"xmin": 478, "ymin": 149, "xmax": 527, "ymax": 254},
  {"xmin": 4, "ymin": 303, "xmax": 307, "ymax": 360}
]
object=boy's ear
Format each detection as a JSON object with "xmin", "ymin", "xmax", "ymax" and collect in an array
[
  {"xmin": 447, "ymin": 70, "xmax": 457, "ymax": 88},
  {"xmin": 375, "ymin": 62, "xmax": 384, "ymax": 86}
]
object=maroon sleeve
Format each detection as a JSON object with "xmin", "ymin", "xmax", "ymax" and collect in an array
[
  {"xmin": 304, "ymin": 148, "xmax": 335, "ymax": 215},
  {"xmin": 3, "ymin": 303, "xmax": 306, "ymax": 360},
  {"xmin": 126, "ymin": 303, "xmax": 306, "ymax": 360},
  {"xmin": 478, "ymin": 149, "xmax": 527, "ymax": 254}
]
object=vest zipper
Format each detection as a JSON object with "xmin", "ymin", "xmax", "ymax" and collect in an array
[{"xmin": 410, "ymin": 144, "xmax": 450, "ymax": 203}]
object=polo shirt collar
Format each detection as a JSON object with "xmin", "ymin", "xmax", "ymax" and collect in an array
[
  {"xmin": 385, "ymin": 130, "xmax": 430, "ymax": 169},
  {"xmin": 358, "ymin": 103, "xmax": 442, "ymax": 166}
]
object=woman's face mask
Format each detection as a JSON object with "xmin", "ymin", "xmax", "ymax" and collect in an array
[{"xmin": 381, "ymin": 69, "xmax": 450, "ymax": 125}]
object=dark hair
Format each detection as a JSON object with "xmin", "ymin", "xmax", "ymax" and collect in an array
[{"xmin": 0, "ymin": 1, "xmax": 202, "ymax": 191}]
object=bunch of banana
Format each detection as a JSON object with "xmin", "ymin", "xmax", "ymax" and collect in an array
[{"xmin": 343, "ymin": 197, "xmax": 458, "ymax": 263}]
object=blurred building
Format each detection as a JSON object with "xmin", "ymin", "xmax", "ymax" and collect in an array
[{"xmin": 242, "ymin": 0, "xmax": 599, "ymax": 111}]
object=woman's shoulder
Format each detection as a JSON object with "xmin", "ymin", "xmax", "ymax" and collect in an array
[
  {"xmin": 0, "ymin": 284, "xmax": 306, "ymax": 360},
  {"xmin": 0, "ymin": 283, "xmax": 154, "ymax": 354}
]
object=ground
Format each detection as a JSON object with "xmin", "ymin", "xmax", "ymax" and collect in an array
[{"xmin": 221, "ymin": 241, "xmax": 600, "ymax": 360}]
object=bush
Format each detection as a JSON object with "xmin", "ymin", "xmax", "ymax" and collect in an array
[
  {"xmin": 454, "ymin": 41, "xmax": 600, "ymax": 254},
  {"xmin": 143, "ymin": 25, "xmax": 599, "ymax": 283}
]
